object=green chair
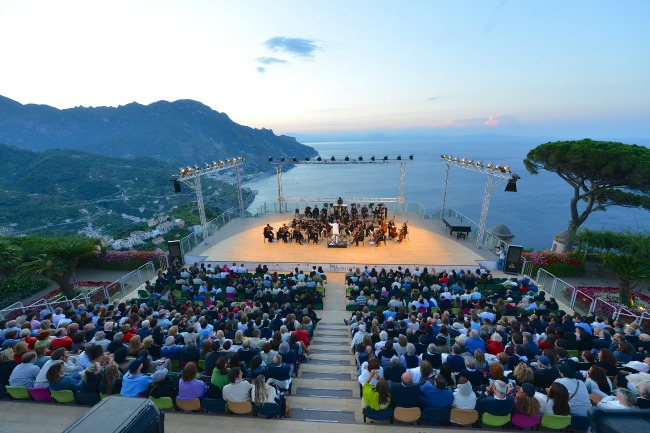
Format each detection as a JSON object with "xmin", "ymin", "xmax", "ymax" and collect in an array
[
  {"xmin": 171, "ymin": 360, "xmax": 180, "ymax": 371},
  {"xmin": 5, "ymin": 385, "xmax": 29, "ymax": 400},
  {"xmin": 149, "ymin": 396, "xmax": 174, "ymax": 411},
  {"xmin": 198, "ymin": 359, "xmax": 206, "ymax": 370},
  {"xmin": 567, "ymin": 350, "xmax": 580, "ymax": 359},
  {"xmin": 540, "ymin": 414, "xmax": 572, "ymax": 431},
  {"xmin": 313, "ymin": 303, "xmax": 323, "ymax": 310},
  {"xmin": 482, "ymin": 412, "xmax": 511, "ymax": 428},
  {"xmin": 346, "ymin": 304, "xmax": 357, "ymax": 311},
  {"xmin": 51, "ymin": 389, "xmax": 76, "ymax": 403},
  {"xmin": 138, "ymin": 289, "xmax": 149, "ymax": 299},
  {"xmin": 100, "ymin": 393, "xmax": 110, "ymax": 399}
]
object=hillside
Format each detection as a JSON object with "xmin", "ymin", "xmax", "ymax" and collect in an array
[
  {"xmin": 0, "ymin": 143, "xmax": 252, "ymax": 236},
  {"xmin": 0, "ymin": 96, "xmax": 317, "ymax": 173}
]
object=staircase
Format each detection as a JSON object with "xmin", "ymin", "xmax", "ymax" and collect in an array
[{"xmin": 288, "ymin": 273, "xmax": 363, "ymax": 423}]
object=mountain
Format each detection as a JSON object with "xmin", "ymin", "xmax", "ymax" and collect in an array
[
  {"xmin": 0, "ymin": 143, "xmax": 251, "ymax": 236},
  {"xmin": 0, "ymin": 95, "xmax": 317, "ymax": 173}
]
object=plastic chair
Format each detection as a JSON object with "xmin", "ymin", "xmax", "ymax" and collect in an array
[
  {"xmin": 149, "ymin": 396, "xmax": 174, "ymax": 411},
  {"xmin": 393, "ymin": 407, "xmax": 421, "ymax": 424},
  {"xmin": 450, "ymin": 408, "xmax": 479, "ymax": 427},
  {"xmin": 421, "ymin": 407, "xmax": 451, "ymax": 425},
  {"xmin": 198, "ymin": 359, "xmax": 206, "ymax": 370},
  {"xmin": 570, "ymin": 415, "xmax": 590, "ymax": 432},
  {"xmin": 0, "ymin": 384, "xmax": 8, "ymax": 399},
  {"xmin": 28, "ymin": 387, "xmax": 52, "ymax": 402},
  {"xmin": 5, "ymin": 386, "xmax": 30, "ymax": 400},
  {"xmin": 567, "ymin": 350, "xmax": 580, "ymax": 359},
  {"xmin": 227, "ymin": 400, "xmax": 253, "ymax": 415},
  {"xmin": 51, "ymin": 389, "xmax": 76, "ymax": 403},
  {"xmin": 253, "ymin": 402, "xmax": 281, "ymax": 418},
  {"xmin": 539, "ymin": 414, "xmax": 572, "ymax": 431},
  {"xmin": 202, "ymin": 397, "xmax": 227, "ymax": 413},
  {"xmin": 482, "ymin": 412, "xmax": 511, "ymax": 428},
  {"xmin": 511, "ymin": 413, "xmax": 541, "ymax": 429},
  {"xmin": 176, "ymin": 398, "xmax": 202, "ymax": 412},
  {"xmin": 363, "ymin": 407, "xmax": 393, "ymax": 423},
  {"xmin": 170, "ymin": 360, "xmax": 180, "ymax": 371}
]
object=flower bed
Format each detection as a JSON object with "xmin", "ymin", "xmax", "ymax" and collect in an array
[
  {"xmin": 79, "ymin": 250, "xmax": 167, "ymax": 270},
  {"xmin": 0, "ymin": 278, "xmax": 49, "ymax": 310},
  {"xmin": 565, "ymin": 285, "xmax": 650, "ymax": 321},
  {"xmin": 522, "ymin": 251, "xmax": 585, "ymax": 277}
]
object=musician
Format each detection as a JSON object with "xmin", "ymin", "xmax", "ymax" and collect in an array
[
  {"xmin": 374, "ymin": 228, "xmax": 384, "ymax": 247},
  {"xmin": 366, "ymin": 220, "xmax": 375, "ymax": 237},
  {"xmin": 304, "ymin": 205, "xmax": 312, "ymax": 218},
  {"xmin": 277, "ymin": 225, "xmax": 290, "ymax": 243},
  {"xmin": 263, "ymin": 224, "xmax": 275, "ymax": 242},
  {"xmin": 381, "ymin": 218, "xmax": 388, "ymax": 235},
  {"xmin": 353, "ymin": 225, "xmax": 365, "ymax": 247},
  {"xmin": 312, "ymin": 205, "xmax": 319, "ymax": 220},
  {"xmin": 399, "ymin": 221, "xmax": 409, "ymax": 242},
  {"xmin": 337, "ymin": 196, "xmax": 343, "ymax": 205},
  {"xmin": 361, "ymin": 205, "xmax": 368, "ymax": 220},
  {"xmin": 293, "ymin": 227, "xmax": 304, "ymax": 245}
]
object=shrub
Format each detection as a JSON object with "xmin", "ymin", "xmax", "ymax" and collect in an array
[
  {"xmin": 79, "ymin": 250, "xmax": 167, "ymax": 270},
  {"xmin": 0, "ymin": 278, "xmax": 49, "ymax": 310},
  {"xmin": 521, "ymin": 251, "xmax": 585, "ymax": 277}
]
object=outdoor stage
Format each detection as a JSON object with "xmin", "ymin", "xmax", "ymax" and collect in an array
[{"xmin": 187, "ymin": 212, "xmax": 498, "ymax": 271}]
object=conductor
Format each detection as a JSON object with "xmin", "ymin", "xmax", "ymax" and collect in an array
[{"xmin": 329, "ymin": 220, "xmax": 340, "ymax": 244}]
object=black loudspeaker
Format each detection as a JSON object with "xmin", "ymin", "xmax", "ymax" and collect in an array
[
  {"xmin": 504, "ymin": 245, "xmax": 523, "ymax": 275},
  {"xmin": 173, "ymin": 179, "xmax": 181, "ymax": 193},
  {"xmin": 63, "ymin": 396, "xmax": 163, "ymax": 433},
  {"xmin": 167, "ymin": 240, "xmax": 183, "ymax": 264}
]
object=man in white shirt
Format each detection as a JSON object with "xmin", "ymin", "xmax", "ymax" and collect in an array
[
  {"xmin": 329, "ymin": 221, "xmax": 340, "ymax": 243},
  {"xmin": 222, "ymin": 367, "xmax": 252, "ymax": 402}
]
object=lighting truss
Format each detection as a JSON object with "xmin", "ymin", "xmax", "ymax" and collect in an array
[
  {"xmin": 440, "ymin": 154, "xmax": 519, "ymax": 248},
  {"xmin": 172, "ymin": 157, "xmax": 246, "ymax": 243},
  {"xmin": 269, "ymin": 155, "xmax": 413, "ymax": 212}
]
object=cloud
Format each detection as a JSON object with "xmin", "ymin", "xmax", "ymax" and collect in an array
[
  {"xmin": 264, "ymin": 36, "xmax": 319, "ymax": 57},
  {"xmin": 426, "ymin": 97, "xmax": 440, "ymax": 101},
  {"xmin": 433, "ymin": 115, "xmax": 518, "ymax": 128},
  {"xmin": 256, "ymin": 57, "xmax": 288, "ymax": 65},
  {"xmin": 256, "ymin": 66, "xmax": 266, "ymax": 74}
]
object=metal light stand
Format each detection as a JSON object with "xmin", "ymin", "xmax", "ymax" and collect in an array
[{"xmin": 174, "ymin": 157, "xmax": 245, "ymax": 244}]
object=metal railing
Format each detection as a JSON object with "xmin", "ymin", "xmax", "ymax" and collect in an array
[
  {"xmin": 432, "ymin": 208, "xmax": 508, "ymax": 252},
  {"xmin": 252, "ymin": 200, "xmax": 427, "ymax": 219},
  {"xmin": 179, "ymin": 208, "xmax": 240, "ymax": 256},
  {"xmin": 0, "ymin": 261, "xmax": 159, "ymax": 320},
  {"xmin": 531, "ymin": 267, "xmax": 647, "ymax": 325}
]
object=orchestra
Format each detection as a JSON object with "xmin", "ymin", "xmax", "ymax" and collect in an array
[{"xmin": 262, "ymin": 201, "xmax": 408, "ymax": 247}]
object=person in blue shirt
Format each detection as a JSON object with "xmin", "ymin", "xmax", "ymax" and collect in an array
[
  {"xmin": 465, "ymin": 330, "xmax": 486, "ymax": 353},
  {"xmin": 46, "ymin": 361, "xmax": 83, "ymax": 392},
  {"xmin": 420, "ymin": 375, "xmax": 453, "ymax": 408},
  {"xmin": 120, "ymin": 357, "xmax": 153, "ymax": 397}
]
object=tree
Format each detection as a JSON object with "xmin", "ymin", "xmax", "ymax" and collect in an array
[
  {"xmin": 0, "ymin": 241, "xmax": 22, "ymax": 278},
  {"xmin": 18, "ymin": 238, "xmax": 98, "ymax": 298},
  {"xmin": 603, "ymin": 252, "xmax": 650, "ymax": 307},
  {"xmin": 524, "ymin": 139, "xmax": 650, "ymax": 247}
]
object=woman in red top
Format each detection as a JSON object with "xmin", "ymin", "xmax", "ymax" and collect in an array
[{"xmin": 486, "ymin": 333, "xmax": 505, "ymax": 355}]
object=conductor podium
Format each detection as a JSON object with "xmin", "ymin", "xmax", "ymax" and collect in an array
[
  {"xmin": 63, "ymin": 396, "xmax": 164, "ymax": 433},
  {"xmin": 328, "ymin": 240, "xmax": 348, "ymax": 248}
]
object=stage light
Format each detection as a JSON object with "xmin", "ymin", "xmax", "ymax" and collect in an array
[
  {"xmin": 194, "ymin": 165, "xmax": 200, "ymax": 171},
  {"xmin": 453, "ymin": 157, "xmax": 459, "ymax": 162},
  {"xmin": 486, "ymin": 163, "xmax": 493, "ymax": 169},
  {"xmin": 219, "ymin": 161, "xmax": 225, "ymax": 166},
  {"xmin": 305, "ymin": 156, "xmax": 310, "ymax": 161},
  {"xmin": 502, "ymin": 165, "xmax": 510, "ymax": 173},
  {"xmin": 292, "ymin": 157, "xmax": 297, "ymax": 162},
  {"xmin": 204, "ymin": 163, "xmax": 211, "ymax": 169},
  {"xmin": 345, "ymin": 156, "xmax": 350, "ymax": 161},
  {"xmin": 397, "ymin": 155, "xmax": 402, "ymax": 160},
  {"xmin": 212, "ymin": 162, "xmax": 218, "ymax": 167},
  {"xmin": 466, "ymin": 160, "xmax": 473, "ymax": 165},
  {"xmin": 358, "ymin": 156, "xmax": 363, "ymax": 161},
  {"xmin": 331, "ymin": 156, "xmax": 336, "ymax": 161},
  {"xmin": 371, "ymin": 156, "xmax": 375, "ymax": 161},
  {"xmin": 475, "ymin": 161, "xmax": 482, "ymax": 167},
  {"xmin": 409, "ymin": 155, "xmax": 414, "ymax": 160},
  {"xmin": 316, "ymin": 156, "xmax": 322, "ymax": 161},
  {"xmin": 383, "ymin": 156, "xmax": 388, "ymax": 161},
  {"xmin": 505, "ymin": 174, "xmax": 520, "ymax": 192},
  {"xmin": 268, "ymin": 157, "xmax": 273, "ymax": 162},
  {"xmin": 280, "ymin": 157, "xmax": 285, "ymax": 162}
]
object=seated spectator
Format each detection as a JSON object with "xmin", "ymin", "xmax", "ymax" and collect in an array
[
  {"xmin": 223, "ymin": 367, "xmax": 252, "ymax": 402},
  {"xmin": 33, "ymin": 347, "xmax": 78, "ymax": 388},
  {"xmin": 9, "ymin": 351, "xmax": 40, "ymax": 388},
  {"xmin": 477, "ymin": 380, "xmax": 515, "ymax": 415},
  {"xmin": 403, "ymin": 343, "xmax": 420, "ymax": 369},
  {"xmin": 554, "ymin": 363, "xmax": 590, "ymax": 417},
  {"xmin": 362, "ymin": 371, "xmax": 391, "ymax": 410},
  {"xmin": 389, "ymin": 371, "xmax": 421, "ymax": 408},
  {"xmin": 120, "ymin": 357, "xmax": 153, "ymax": 397},
  {"xmin": 452, "ymin": 376, "xmax": 477, "ymax": 409},
  {"xmin": 160, "ymin": 336, "xmax": 183, "ymax": 360},
  {"xmin": 50, "ymin": 328, "xmax": 73, "ymax": 351},
  {"xmin": 488, "ymin": 361, "xmax": 506, "ymax": 383},
  {"xmin": 535, "ymin": 382, "xmax": 570, "ymax": 415},
  {"xmin": 597, "ymin": 388, "xmax": 638, "ymax": 410},
  {"xmin": 250, "ymin": 374, "xmax": 284, "ymax": 412},
  {"xmin": 177, "ymin": 362, "xmax": 207, "ymax": 400},
  {"xmin": 533, "ymin": 355, "xmax": 559, "ymax": 389},
  {"xmin": 359, "ymin": 357, "xmax": 384, "ymax": 385},
  {"xmin": 409, "ymin": 359, "xmax": 434, "ymax": 385},
  {"xmin": 210, "ymin": 356, "xmax": 230, "ymax": 390},
  {"xmin": 47, "ymin": 361, "xmax": 83, "ymax": 392},
  {"xmin": 266, "ymin": 354, "xmax": 292, "ymax": 391},
  {"xmin": 421, "ymin": 343, "xmax": 442, "ymax": 369},
  {"xmin": 33, "ymin": 345, "xmax": 50, "ymax": 368},
  {"xmin": 465, "ymin": 329, "xmax": 486, "ymax": 353},
  {"xmin": 383, "ymin": 356, "xmax": 406, "ymax": 383},
  {"xmin": 446, "ymin": 344, "xmax": 466, "ymax": 373},
  {"xmin": 180, "ymin": 338, "xmax": 201, "ymax": 368},
  {"xmin": 99, "ymin": 363, "xmax": 122, "ymax": 396},
  {"xmin": 457, "ymin": 357, "xmax": 485, "ymax": 387},
  {"xmin": 584, "ymin": 365, "xmax": 612, "ymax": 397},
  {"xmin": 514, "ymin": 383, "xmax": 541, "ymax": 417},
  {"xmin": 510, "ymin": 362, "xmax": 534, "ymax": 386},
  {"xmin": 420, "ymin": 374, "xmax": 453, "ymax": 408}
]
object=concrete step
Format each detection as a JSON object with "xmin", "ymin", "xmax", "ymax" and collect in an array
[
  {"xmin": 294, "ymin": 387, "xmax": 353, "ymax": 399},
  {"xmin": 301, "ymin": 371, "xmax": 353, "ymax": 381},
  {"xmin": 289, "ymin": 408, "xmax": 356, "ymax": 423}
]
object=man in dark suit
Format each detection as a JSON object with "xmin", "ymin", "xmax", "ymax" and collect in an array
[
  {"xmin": 477, "ymin": 380, "xmax": 515, "ymax": 416},
  {"xmin": 457, "ymin": 357, "xmax": 486, "ymax": 387},
  {"xmin": 523, "ymin": 332, "xmax": 540, "ymax": 358},
  {"xmin": 533, "ymin": 355, "xmax": 560, "ymax": 388},
  {"xmin": 389, "ymin": 371, "xmax": 421, "ymax": 408},
  {"xmin": 446, "ymin": 344, "xmax": 466, "ymax": 373}
]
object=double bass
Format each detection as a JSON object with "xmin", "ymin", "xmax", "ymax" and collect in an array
[
  {"xmin": 389, "ymin": 217, "xmax": 398, "ymax": 239},
  {"xmin": 398, "ymin": 221, "xmax": 408, "ymax": 242}
]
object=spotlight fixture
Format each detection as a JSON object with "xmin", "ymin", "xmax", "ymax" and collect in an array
[
  {"xmin": 212, "ymin": 161, "xmax": 218, "ymax": 167},
  {"xmin": 358, "ymin": 156, "xmax": 363, "ymax": 161},
  {"xmin": 268, "ymin": 157, "xmax": 273, "ymax": 162},
  {"xmin": 371, "ymin": 156, "xmax": 375, "ymax": 161},
  {"xmin": 397, "ymin": 155, "xmax": 402, "ymax": 160},
  {"xmin": 475, "ymin": 161, "xmax": 482, "ymax": 167},
  {"xmin": 505, "ymin": 174, "xmax": 520, "ymax": 192},
  {"xmin": 453, "ymin": 157, "xmax": 459, "ymax": 162},
  {"xmin": 219, "ymin": 160, "xmax": 225, "ymax": 166},
  {"xmin": 316, "ymin": 156, "xmax": 322, "ymax": 161},
  {"xmin": 383, "ymin": 156, "xmax": 388, "ymax": 161},
  {"xmin": 280, "ymin": 157, "xmax": 285, "ymax": 162},
  {"xmin": 331, "ymin": 156, "xmax": 336, "ymax": 161},
  {"xmin": 204, "ymin": 163, "xmax": 211, "ymax": 169},
  {"xmin": 194, "ymin": 165, "xmax": 200, "ymax": 171},
  {"xmin": 305, "ymin": 156, "xmax": 310, "ymax": 161},
  {"xmin": 409, "ymin": 155, "xmax": 414, "ymax": 160},
  {"xmin": 486, "ymin": 163, "xmax": 493, "ymax": 169},
  {"xmin": 292, "ymin": 157, "xmax": 297, "ymax": 162},
  {"xmin": 344, "ymin": 156, "xmax": 350, "ymax": 161}
]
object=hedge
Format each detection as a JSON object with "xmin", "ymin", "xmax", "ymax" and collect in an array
[{"xmin": 0, "ymin": 278, "xmax": 49, "ymax": 310}]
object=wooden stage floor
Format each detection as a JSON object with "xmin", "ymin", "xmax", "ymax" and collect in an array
[{"xmin": 189, "ymin": 212, "xmax": 497, "ymax": 270}]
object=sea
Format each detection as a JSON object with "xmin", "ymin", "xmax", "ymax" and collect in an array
[{"xmin": 244, "ymin": 136, "xmax": 650, "ymax": 250}]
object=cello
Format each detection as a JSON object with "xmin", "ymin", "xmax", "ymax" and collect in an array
[
  {"xmin": 373, "ymin": 228, "xmax": 383, "ymax": 247},
  {"xmin": 398, "ymin": 221, "xmax": 408, "ymax": 242}
]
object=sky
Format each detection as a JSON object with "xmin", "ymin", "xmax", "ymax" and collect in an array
[{"xmin": 1, "ymin": 0, "xmax": 649, "ymax": 138}]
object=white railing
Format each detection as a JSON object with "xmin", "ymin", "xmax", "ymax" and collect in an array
[
  {"xmin": 179, "ymin": 208, "xmax": 240, "ymax": 256},
  {"xmin": 0, "ymin": 261, "xmax": 159, "ymax": 320}
]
